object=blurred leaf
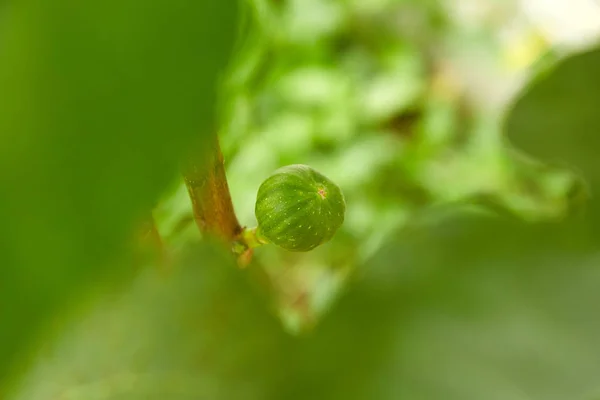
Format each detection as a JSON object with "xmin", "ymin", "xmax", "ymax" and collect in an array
[
  {"xmin": 505, "ymin": 46, "xmax": 600, "ymax": 184},
  {"xmin": 9, "ymin": 246, "xmax": 289, "ymax": 400},
  {"xmin": 13, "ymin": 218, "xmax": 600, "ymax": 400},
  {"xmin": 307, "ymin": 216, "xmax": 600, "ymax": 400},
  {"xmin": 277, "ymin": 67, "xmax": 348, "ymax": 108},
  {"xmin": 359, "ymin": 47, "xmax": 425, "ymax": 124},
  {"xmin": 0, "ymin": 0, "xmax": 238, "ymax": 386},
  {"xmin": 282, "ymin": 0, "xmax": 346, "ymax": 44}
]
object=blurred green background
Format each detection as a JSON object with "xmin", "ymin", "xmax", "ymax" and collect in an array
[
  {"xmin": 155, "ymin": 0, "xmax": 585, "ymax": 333},
  {"xmin": 3, "ymin": 0, "xmax": 600, "ymax": 399}
]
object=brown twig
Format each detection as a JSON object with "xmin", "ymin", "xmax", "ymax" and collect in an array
[{"xmin": 183, "ymin": 137, "xmax": 246, "ymax": 252}]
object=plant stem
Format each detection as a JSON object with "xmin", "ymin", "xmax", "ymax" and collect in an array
[
  {"xmin": 183, "ymin": 137, "xmax": 263, "ymax": 267},
  {"xmin": 183, "ymin": 137, "xmax": 243, "ymax": 242}
]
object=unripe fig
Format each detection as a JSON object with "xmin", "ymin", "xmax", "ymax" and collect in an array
[{"xmin": 255, "ymin": 164, "xmax": 345, "ymax": 252}]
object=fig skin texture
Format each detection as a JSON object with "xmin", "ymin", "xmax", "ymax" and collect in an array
[{"xmin": 255, "ymin": 164, "xmax": 345, "ymax": 252}]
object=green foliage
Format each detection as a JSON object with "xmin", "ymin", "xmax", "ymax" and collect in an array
[
  {"xmin": 0, "ymin": 0, "xmax": 237, "ymax": 389},
  {"xmin": 3, "ymin": 0, "xmax": 600, "ymax": 399},
  {"xmin": 506, "ymin": 47, "xmax": 600, "ymax": 186},
  {"xmin": 10, "ymin": 246, "xmax": 288, "ymax": 400},
  {"xmin": 210, "ymin": 0, "xmax": 577, "ymax": 329},
  {"xmin": 255, "ymin": 164, "xmax": 345, "ymax": 252}
]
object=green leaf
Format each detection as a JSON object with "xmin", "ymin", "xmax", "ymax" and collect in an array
[
  {"xmin": 505, "ymin": 46, "xmax": 600, "ymax": 184},
  {"xmin": 13, "ymin": 218, "xmax": 600, "ymax": 400},
  {"xmin": 0, "ymin": 0, "xmax": 238, "ymax": 387},
  {"xmin": 301, "ymin": 215, "xmax": 600, "ymax": 400},
  {"xmin": 9, "ymin": 246, "xmax": 287, "ymax": 400}
]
